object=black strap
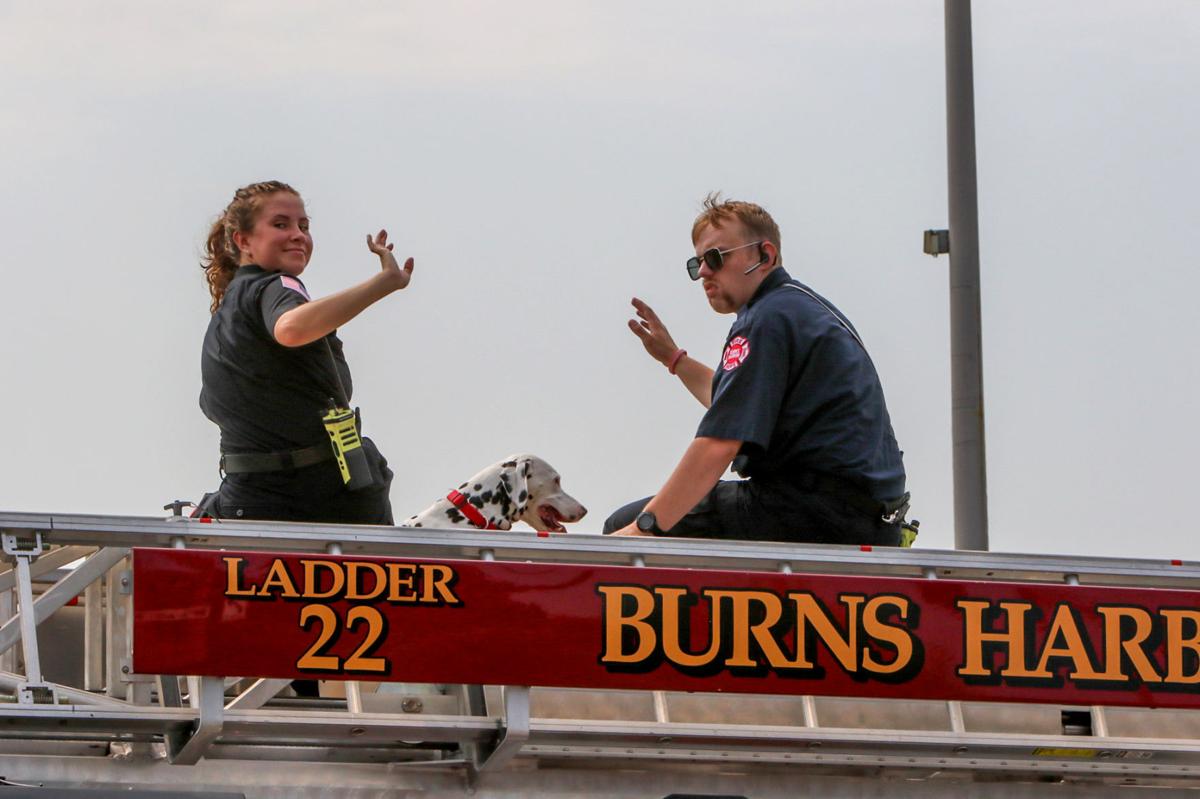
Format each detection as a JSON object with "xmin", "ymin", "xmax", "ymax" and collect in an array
[
  {"xmin": 783, "ymin": 283, "xmax": 868, "ymax": 355},
  {"xmin": 323, "ymin": 338, "xmax": 351, "ymax": 408},
  {"xmin": 221, "ymin": 444, "xmax": 332, "ymax": 474}
]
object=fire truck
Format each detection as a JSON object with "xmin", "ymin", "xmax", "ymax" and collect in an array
[{"xmin": 0, "ymin": 509, "xmax": 1198, "ymax": 798}]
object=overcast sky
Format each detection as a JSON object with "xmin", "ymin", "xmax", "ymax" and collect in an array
[{"xmin": 1, "ymin": 1, "xmax": 1197, "ymax": 559}]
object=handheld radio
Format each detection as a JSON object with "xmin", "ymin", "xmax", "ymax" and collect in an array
[
  {"xmin": 321, "ymin": 338, "xmax": 375, "ymax": 491},
  {"xmin": 321, "ymin": 404, "xmax": 374, "ymax": 490}
]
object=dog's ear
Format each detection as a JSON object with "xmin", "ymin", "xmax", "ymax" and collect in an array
[{"xmin": 497, "ymin": 457, "xmax": 532, "ymax": 523}]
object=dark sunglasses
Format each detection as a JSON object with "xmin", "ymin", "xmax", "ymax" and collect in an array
[{"xmin": 686, "ymin": 240, "xmax": 764, "ymax": 281}]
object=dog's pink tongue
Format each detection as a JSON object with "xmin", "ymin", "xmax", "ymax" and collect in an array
[{"xmin": 539, "ymin": 507, "xmax": 567, "ymax": 533}]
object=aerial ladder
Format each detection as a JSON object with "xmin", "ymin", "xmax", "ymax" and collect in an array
[{"xmin": 0, "ymin": 509, "xmax": 1198, "ymax": 798}]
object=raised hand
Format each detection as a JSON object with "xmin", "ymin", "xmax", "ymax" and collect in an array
[
  {"xmin": 627, "ymin": 297, "xmax": 680, "ymax": 365},
  {"xmin": 366, "ymin": 229, "xmax": 414, "ymax": 291}
]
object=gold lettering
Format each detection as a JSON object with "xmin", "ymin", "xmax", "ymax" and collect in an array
[
  {"xmin": 223, "ymin": 557, "xmax": 256, "ymax": 597},
  {"xmin": 299, "ymin": 559, "xmax": 344, "ymax": 599},
  {"xmin": 705, "ymin": 590, "xmax": 791, "ymax": 668},
  {"xmin": 957, "ymin": 600, "xmax": 1042, "ymax": 678},
  {"xmin": 790, "ymin": 593, "xmax": 860, "ymax": 671},
  {"xmin": 1032, "ymin": 605, "xmax": 1105, "ymax": 680},
  {"xmin": 598, "ymin": 586, "xmax": 656, "ymax": 663},
  {"xmin": 223, "ymin": 558, "xmax": 458, "ymax": 606},
  {"xmin": 658, "ymin": 588, "xmax": 722, "ymax": 667},
  {"xmin": 1098, "ymin": 606, "xmax": 1162, "ymax": 684},
  {"xmin": 345, "ymin": 562, "xmax": 386, "ymax": 601},
  {"xmin": 420, "ymin": 564, "xmax": 460, "ymax": 604},
  {"xmin": 1162, "ymin": 610, "xmax": 1200, "ymax": 684},
  {"xmin": 386, "ymin": 563, "xmax": 418, "ymax": 602},
  {"xmin": 861, "ymin": 595, "xmax": 913, "ymax": 674},
  {"xmin": 256, "ymin": 559, "xmax": 300, "ymax": 598}
]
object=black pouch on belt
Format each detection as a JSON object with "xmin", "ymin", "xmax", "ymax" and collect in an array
[{"xmin": 354, "ymin": 410, "xmax": 386, "ymax": 490}]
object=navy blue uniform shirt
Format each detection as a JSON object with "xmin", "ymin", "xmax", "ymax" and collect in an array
[
  {"xmin": 200, "ymin": 265, "xmax": 352, "ymax": 454},
  {"xmin": 696, "ymin": 267, "xmax": 905, "ymax": 501}
]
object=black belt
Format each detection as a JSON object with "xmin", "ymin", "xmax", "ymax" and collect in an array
[
  {"xmin": 792, "ymin": 472, "xmax": 909, "ymax": 520},
  {"xmin": 220, "ymin": 444, "xmax": 332, "ymax": 474}
]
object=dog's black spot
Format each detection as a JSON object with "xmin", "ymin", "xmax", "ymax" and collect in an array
[
  {"xmin": 446, "ymin": 509, "xmax": 464, "ymax": 523},
  {"xmin": 474, "ymin": 483, "xmax": 482, "ymax": 491},
  {"xmin": 501, "ymin": 460, "xmax": 517, "ymax": 468},
  {"xmin": 523, "ymin": 462, "xmax": 532, "ymax": 477},
  {"xmin": 414, "ymin": 522, "xmax": 423, "ymax": 527},
  {"xmin": 459, "ymin": 482, "xmax": 468, "ymax": 490},
  {"xmin": 518, "ymin": 490, "xmax": 528, "ymax": 502},
  {"xmin": 472, "ymin": 494, "xmax": 486, "ymax": 508}
]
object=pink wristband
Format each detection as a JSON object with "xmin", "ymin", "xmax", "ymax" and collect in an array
[{"xmin": 667, "ymin": 348, "xmax": 687, "ymax": 375}]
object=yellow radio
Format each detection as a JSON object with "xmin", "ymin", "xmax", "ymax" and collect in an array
[{"xmin": 321, "ymin": 406, "xmax": 372, "ymax": 490}]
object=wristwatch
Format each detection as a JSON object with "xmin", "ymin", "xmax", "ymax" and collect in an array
[{"xmin": 635, "ymin": 510, "xmax": 661, "ymax": 535}]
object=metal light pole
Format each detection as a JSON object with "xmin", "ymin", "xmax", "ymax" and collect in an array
[{"xmin": 944, "ymin": 0, "xmax": 989, "ymax": 550}]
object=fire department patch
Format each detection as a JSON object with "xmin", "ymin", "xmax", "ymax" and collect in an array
[
  {"xmin": 280, "ymin": 275, "xmax": 310, "ymax": 300},
  {"xmin": 722, "ymin": 336, "xmax": 750, "ymax": 371}
]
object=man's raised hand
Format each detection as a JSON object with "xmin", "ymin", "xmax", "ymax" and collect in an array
[{"xmin": 628, "ymin": 297, "xmax": 680, "ymax": 365}]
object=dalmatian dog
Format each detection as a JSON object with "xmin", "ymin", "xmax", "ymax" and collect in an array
[{"xmin": 401, "ymin": 454, "xmax": 587, "ymax": 532}]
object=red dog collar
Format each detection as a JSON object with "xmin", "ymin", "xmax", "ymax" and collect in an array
[{"xmin": 447, "ymin": 490, "xmax": 499, "ymax": 530}]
